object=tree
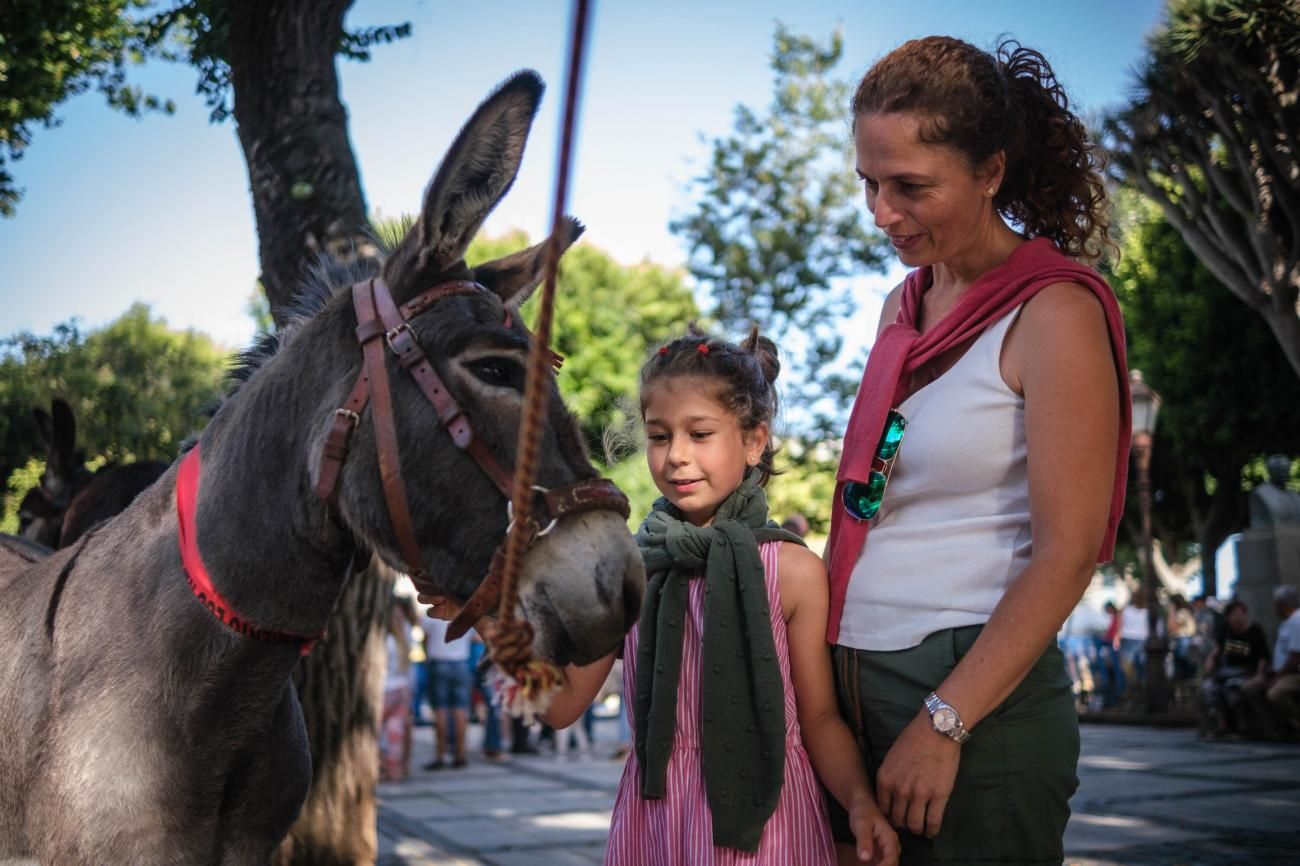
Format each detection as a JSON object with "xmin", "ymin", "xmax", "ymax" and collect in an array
[
  {"xmin": 1104, "ymin": 0, "xmax": 1300, "ymax": 378},
  {"xmin": 0, "ymin": 303, "xmax": 227, "ymax": 487},
  {"xmin": 671, "ymin": 25, "xmax": 889, "ymax": 435},
  {"xmin": 1106, "ymin": 189, "xmax": 1300, "ymax": 595},
  {"xmin": 141, "ymin": 0, "xmax": 409, "ymax": 323},
  {"xmin": 0, "ymin": 0, "xmax": 175, "ymax": 216},
  {"xmin": 2, "ymin": 1, "xmax": 409, "ymax": 324},
  {"xmin": 0, "ymin": 304, "xmax": 227, "ymax": 535}
]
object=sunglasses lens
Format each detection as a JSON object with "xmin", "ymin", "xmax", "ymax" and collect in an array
[
  {"xmin": 876, "ymin": 411, "xmax": 907, "ymax": 462},
  {"xmin": 843, "ymin": 473, "xmax": 887, "ymax": 521}
]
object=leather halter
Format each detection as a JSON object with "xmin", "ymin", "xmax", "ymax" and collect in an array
[{"xmin": 315, "ymin": 276, "xmax": 629, "ymax": 639}]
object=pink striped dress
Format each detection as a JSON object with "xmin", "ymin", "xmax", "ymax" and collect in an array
[{"xmin": 605, "ymin": 541, "xmax": 835, "ymax": 866}]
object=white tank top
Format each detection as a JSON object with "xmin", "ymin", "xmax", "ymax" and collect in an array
[{"xmin": 837, "ymin": 305, "xmax": 1031, "ymax": 651}]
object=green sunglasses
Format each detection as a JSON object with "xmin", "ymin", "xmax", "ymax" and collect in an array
[{"xmin": 842, "ymin": 409, "xmax": 907, "ymax": 522}]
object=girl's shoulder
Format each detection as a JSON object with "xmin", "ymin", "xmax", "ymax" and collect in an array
[
  {"xmin": 774, "ymin": 539, "xmax": 823, "ymax": 573},
  {"xmin": 774, "ymin": 541, "xmax": 827, "ymax": 615}
]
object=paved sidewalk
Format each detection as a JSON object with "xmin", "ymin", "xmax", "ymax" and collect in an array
[{"xmin": 378, "ymin": 722, "xmax": 1300, "ymax": 866}]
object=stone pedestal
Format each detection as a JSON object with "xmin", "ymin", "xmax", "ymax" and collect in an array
[{"xmin": 1235, "ymin": 526, "xmax": 1300, "ymax": 645}]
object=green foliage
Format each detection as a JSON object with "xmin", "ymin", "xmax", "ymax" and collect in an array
[
  {"xmin": 466, "ymin": 231, "xmax": 701, "ymax": 457},
  {"xmin": 671, "ymin": 24, "xmax": 889, "ymax": 435},
  {"xmin": 246, "ymin": 284, "xmax": 273, "ymax": 333},
  {"xmin": 766, "ymin": 438, "xmax": 838, "ymax": 537},
  {"xmin": 0, "ymin": 458, "xmax": 43, "ymax": 534},
  {"xmin": 1103, "ymin": 0, "xmax": 1300, "ymax": 377},
  {"xmin": 1, "ymin": 0, "xmax": 411, "ymax": 213},
  {"xmin": 0, "ymin": 303, "xmax": 228, "ymax": 488},
  {"xmin": 1105, "ymin": 188, "xmax": 1300, "ymax": 575},
  {"xmin": 466, "ymin": 230, "xmax": 697, "ymax": 528},
  {"xmin": 0, "ymin": 0, "xmax": 174, "ymax": 215}
]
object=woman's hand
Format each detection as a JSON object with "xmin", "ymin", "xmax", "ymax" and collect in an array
[
  {"xmin": 847, "ymin": 795, "xmax": 901, "ymax": 865},
  {"xmin": 419, "ymin": 594, "xmax": 462, "ymax": 621},
  {"xmin": 875, "ymin": 710, "xmax": 961, "ymax": 839}
]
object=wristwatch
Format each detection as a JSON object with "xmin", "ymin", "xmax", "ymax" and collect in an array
[{"xmin": 924, "ymin": 692, "xmax": 970, "ymax": 744}]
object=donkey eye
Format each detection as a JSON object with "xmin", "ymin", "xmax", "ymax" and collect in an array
[{"xmin": 468, "ymin": 357, "xmax": 525, "ymax": 391}]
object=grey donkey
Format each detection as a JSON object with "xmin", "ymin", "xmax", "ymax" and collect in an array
[{"xmin": 0, "ymin": 70, "xmax": 645, "ymax": 865}]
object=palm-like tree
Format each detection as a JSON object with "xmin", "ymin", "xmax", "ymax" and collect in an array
[{"xmin": 1104, "ymin": 0, "xmax": 1300, "ymax": 377}]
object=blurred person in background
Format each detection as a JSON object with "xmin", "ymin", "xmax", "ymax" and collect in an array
[
  {"xmin": 423, "ymin": 614, "xmax": 473, "ymax": 769},
  {"xmin": 1200, "ymin": 600, "xmax": 1269, "ymax": 739}
]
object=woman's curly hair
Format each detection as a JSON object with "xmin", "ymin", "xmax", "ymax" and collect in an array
[{"xmin": 852, "ymin": 36, "xmax": 1112, "ymax": 262}]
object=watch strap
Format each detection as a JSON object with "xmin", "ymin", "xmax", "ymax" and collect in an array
[{"xmin": 925, "ymin": 691, "xmax": 970, "ymax": 744}]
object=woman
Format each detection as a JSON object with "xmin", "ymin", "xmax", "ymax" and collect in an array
[{"xmin": 824, "ymin": 36, "xmax": 1131, "ymax": 865}]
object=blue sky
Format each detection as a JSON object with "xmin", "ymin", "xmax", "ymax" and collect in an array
[{"xmin": 1, "ymin": 0, "xmax": 1166, "ymax": 351}]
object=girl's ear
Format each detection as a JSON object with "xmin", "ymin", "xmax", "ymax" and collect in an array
[{"xmin": 743, "ymin": 422, "xmax": 769, "ymax": 467}]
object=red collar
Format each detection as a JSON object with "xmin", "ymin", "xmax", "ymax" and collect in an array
[{"xmin": 177, "ymin": 444, "xmax": 321, "ymax": 656}]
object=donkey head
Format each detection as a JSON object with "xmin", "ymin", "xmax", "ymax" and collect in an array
[
  {"xmin": 328, "ymin": 71, "xmax": 643, "ymax": 665},
  {"xmin": 21, "ymin": 399, "xmax": 92, "ymax": 547}
]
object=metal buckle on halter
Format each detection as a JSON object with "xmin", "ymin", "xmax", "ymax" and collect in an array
[
  {"xmin": 334, "ymin": 408, "xmax": 360, "ymax": 430},
  {"xmin": 506, "ymin": 485, "xmax": 559, "ymax": 538},
  {"xmin": 385, "ymin": 322, "xmax": 415, "ymax": 354}
]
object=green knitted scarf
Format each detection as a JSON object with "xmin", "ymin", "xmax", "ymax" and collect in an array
[{"xmin": 633, "ymin": 471, "xmax": 805, "ymax": 852}]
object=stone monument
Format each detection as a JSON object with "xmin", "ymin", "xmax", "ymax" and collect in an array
[{"xmin": 1237, "ymin": 455, "xmax": 1300, "ymax": 645}]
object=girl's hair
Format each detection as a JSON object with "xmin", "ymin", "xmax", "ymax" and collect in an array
[
  {"xmin": 640, "ymin": 325, "xmax": 781, "ymax": 485},
  {"xmin": 852, "ymin": 36, "xmax": 1111, "ymax": 262}
]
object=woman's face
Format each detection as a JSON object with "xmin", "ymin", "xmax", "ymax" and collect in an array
[{"xmin": 853, "ymin": 111, "xmax": 1002, "ymax": 268}]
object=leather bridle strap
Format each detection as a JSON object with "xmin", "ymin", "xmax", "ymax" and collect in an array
[
  {"xmin": 373, "ymin": 280, "xmax": 515, "ymax": 497},
  {"xmin": 315, "ymin": 278, "xmax": 510, "ymax": 510},
  {"xmin": 355, "ymin": 280, "xmax": 426, "ymax": 579},
  {"xmin": 315, "ymin": 273, "xmax": 631, "ymax": 634},
  {"xmin": 315, "ymin": 370, "xmax": 369, "ymax": 510}
]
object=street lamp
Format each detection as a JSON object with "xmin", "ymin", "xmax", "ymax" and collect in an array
[{"xmin": 1130, "ymin": 369, "xmax": 1166, "ymax": 713}]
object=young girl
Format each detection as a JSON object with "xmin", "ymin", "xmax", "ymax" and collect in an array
[{"xmin": 427, "ymin": 329, "xmax": 898, "ymax": 865}]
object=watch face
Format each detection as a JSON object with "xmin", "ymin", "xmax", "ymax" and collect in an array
[{"xmin": 933, "ymin": 707, "xmax": 958, "ymax": 732}]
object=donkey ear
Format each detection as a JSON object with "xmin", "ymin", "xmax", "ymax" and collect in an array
[
  {"xmin": 50, "ymin": 399, "xmax": 77, "ymax": 468},
  {"xmin": 33, "ymin": 406, "xmax": 53, "ymax": 449},
  {"xmin": 474, "ymin": 217, "xmax": 585, "ymax": 307},
  {"xmin": 401, "ymin": 71, "xmax": 545, "ymax": 280}
]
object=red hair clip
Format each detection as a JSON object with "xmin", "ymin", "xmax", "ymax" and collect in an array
[{"xmin": 697, "ymin": 343, "xmax": 710, "ymax": 355}]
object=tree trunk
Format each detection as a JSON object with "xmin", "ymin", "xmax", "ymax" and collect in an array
[
  {"xmin": 228, "ymin": 0, "xmax": 370, "ymax": 326},
  {"xmin": 275, "ymin": 559, "xmax": 392, "ymax": 866},
  {"xmin": 1190, "ymin": 471, "xmax": 1246, "ymax": 600},
  {"xmin": 226, "ymin": 3, "xmax": 387, "ymax": 861}
]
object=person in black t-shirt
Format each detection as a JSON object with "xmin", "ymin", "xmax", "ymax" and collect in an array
[{"xmin": 1199, "ymin": 600, "xmax": 1270, "ymax": 738}]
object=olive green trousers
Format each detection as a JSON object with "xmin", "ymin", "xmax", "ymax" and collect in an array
[{"xmin": 827, "ymin": 626, "xmax": 1078, "ymax": 866}]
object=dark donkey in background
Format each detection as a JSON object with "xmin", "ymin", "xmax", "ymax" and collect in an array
[
  {"xmin": 17, "ymin": 398, "xmax": 167, "ymax": 549},
  {"xmin": 16, "ymin": 399, "xmax": 94, "ymax": 547},
  {"xmin": 0, "ymin": 70, "xmax": 644, "ymax": 864}
]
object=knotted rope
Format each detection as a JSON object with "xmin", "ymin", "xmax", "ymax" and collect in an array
[{"xmin": 487, "ymin": 0, "xmax": 592, "ymax": 718}]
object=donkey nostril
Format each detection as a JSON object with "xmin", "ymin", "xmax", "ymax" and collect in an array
[{"xmin": 622, "ymin": 574, "xmax": 642, "ymax": 632}]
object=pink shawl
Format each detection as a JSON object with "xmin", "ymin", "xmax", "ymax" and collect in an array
[{"xmin": 825, "ymin": 238, "xmax": 1130, "ymax": 642}]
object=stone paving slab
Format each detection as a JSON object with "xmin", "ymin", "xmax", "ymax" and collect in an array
[
  {"xmin": 378, "ymin": 722, "xmax": 1300, "ymax": 866},
  {"xmin": 1073, "ymin": 767, "xmax": 1258, "ymax": 802},
  {"xmin": 1117, "ymin": 787, "xmax": 1300, "ymax": 836},
  {"xmin": 1066, "ymin": 832, "xmax": 1300, "ymax": 866},
  {"xmin": 1062, "ymin": 810, "xmax": 1216, "ymax": 854}
]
